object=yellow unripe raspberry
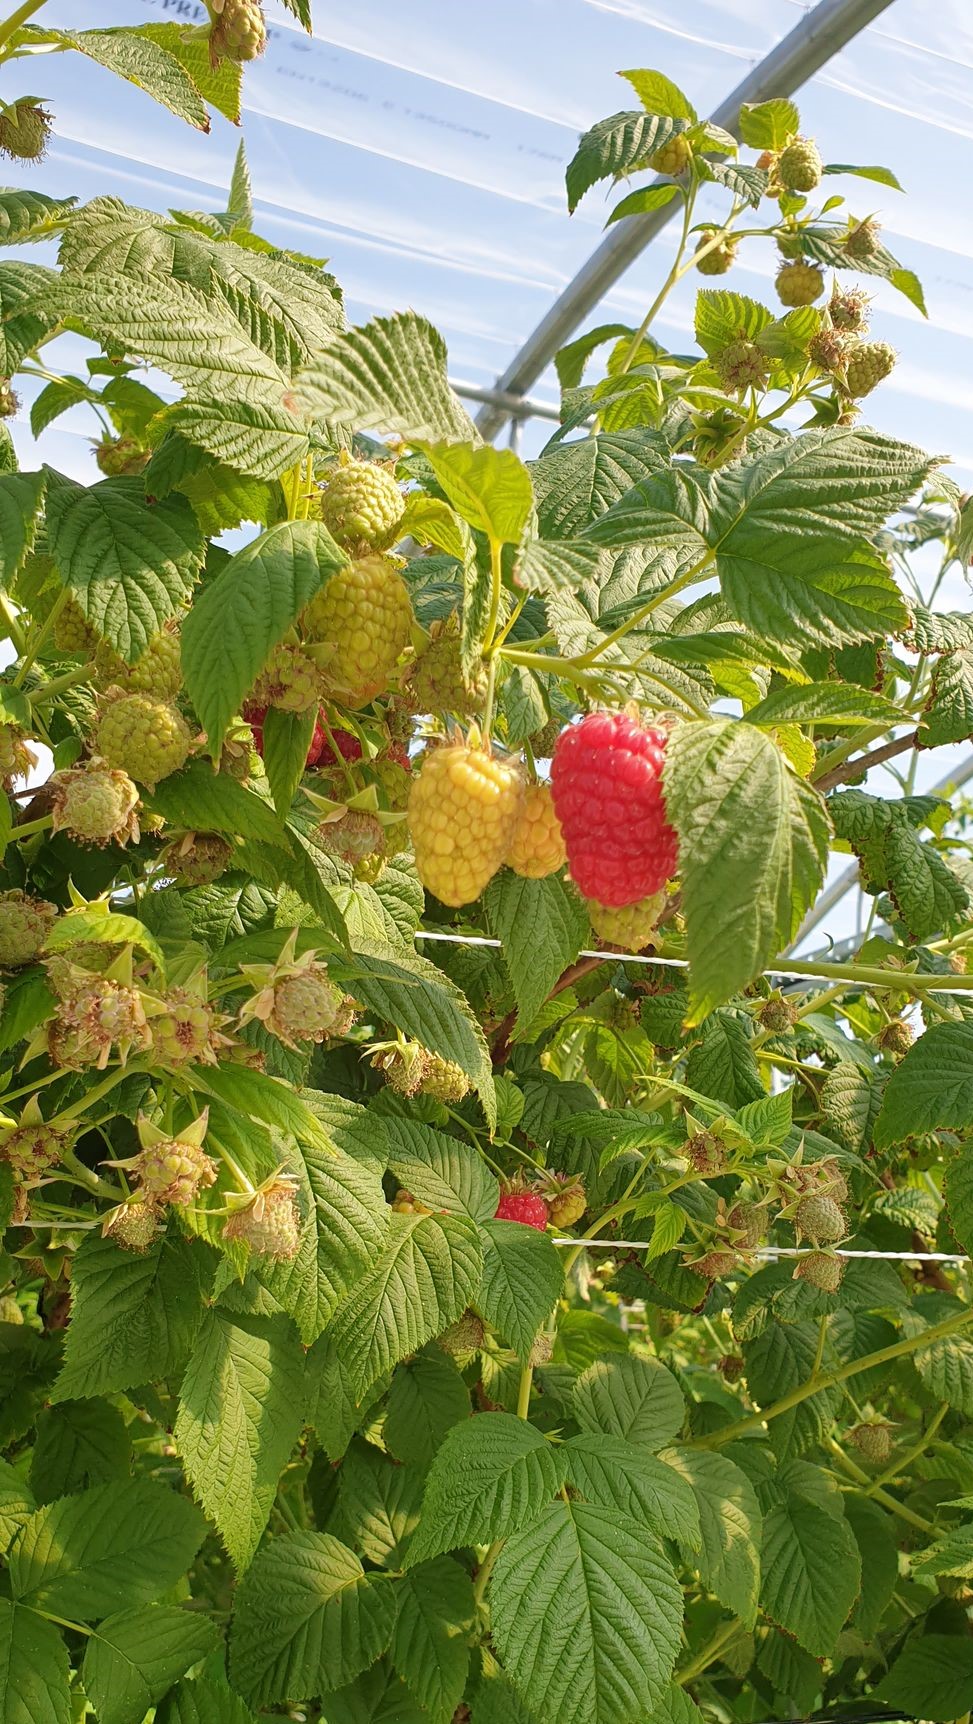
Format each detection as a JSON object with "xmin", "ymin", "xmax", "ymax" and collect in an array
[
  {"xmin": 505, "ymin": 783, "xmax": 566, "ymax": 879},
  {"xmin": 408, "ymin": 743, "xmax": 525, "ymax": 906}
]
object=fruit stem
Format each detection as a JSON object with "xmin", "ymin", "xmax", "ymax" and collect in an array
[
  {"xmin": 695, "ymin": 1305, "xmax": 973, "ymax": 1450},
  {"xmin": 471, "ymin": 1537, "xmax": 502, "ymax": 1612},
  {"xmin": 0, "ymin": 0, "xmax": 46, "ymax": 54},
  {"xmin": 482, "ymin": 538, "xmax": 504, "ymax": 655},
  {"xmin": 867, "ymin": 1399, "xmax": 949, "ymax": 1496},
  {"xmin": 480, "ymin": 652, "xmax": 498, "ymax": 746},
  {"xmin": 825, "ymin": 1436, "xmax": 935, "ymax": 1535},
  {"xmin": 811, "ymin": 1311, "xmax": 829, "ymax": 1378},
  {"xmin": 616, "ymin": 182, "xmax": 697, "ymax": 378},
  {"xmin": 10, "ymin": 815, "xmax": 52, "ymax": 842},
  {"xmin": 60, "ymin": 1146, "xmax": 121, "ymax": 1201},
  {"xmin": 675, "ymin": 1614, "xmax": 744, "ymax": 1688}
]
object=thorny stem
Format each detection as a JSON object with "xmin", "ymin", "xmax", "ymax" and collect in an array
[{"xmin": 696, "ymin": 1306, "xmax": 973, "ymax": 1450}]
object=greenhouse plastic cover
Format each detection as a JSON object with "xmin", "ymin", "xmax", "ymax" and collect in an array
[{"xmin": 10, "ymin": 0, "xmax": 973, "ymax": 946}]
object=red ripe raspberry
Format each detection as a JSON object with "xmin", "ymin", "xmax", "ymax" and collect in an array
[
  {"xmin": 551, "ymin": 713, "xmax": 678, "ymax": 907},
  {"xmin": 317, "ymin": 727, "xmax": 363, "ymax": 767},
  {"xmin": 245, "ymin": 705, "xmax": 337, "ymax": 772},
  {"xmin": 495, "ymin": 1191, "xmax": 549, "ymax": 1231}
]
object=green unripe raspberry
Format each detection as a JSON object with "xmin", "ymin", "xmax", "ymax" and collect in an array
[
  {"xmin": 844, "ymin": 217, "xmax": 881, "ymax": 261},
  {"xmin": 319, "ymin": 460, "xmax": 405, "ymax": 553},
  {"xmin": 694, "ymin": 229, "xmax": 737, "ymax": 275},
  {"xmin": 0, "ymin": 891, "xmax": 57, "ymax": 968},
  {"xmin": 304, "ymin": 554, "xmax": 413, "ymax": 706},
  {"xmin": 714, "ymin": 338, "xmax": 769, "ymax": 394},
  {"xmin": 877, "ymin": 1018, "xmax": 914, "ymax": 1057},
  {"xmin": 135, "ymin": 1140, "xmax": 217, "ymax": 1206},
  {"xmin": 207, "ymin": 0, "xmax": 266, "ymax": 63},
  {"xmin": 829, "ymin": 287, "xmax": 870, "ymax": 333},
  {"xmin": 776, "ymin": 262, "xmax": 824, "ymax": 306},
  {"xmin": 778, "ymin": 137, "xmax": 823, "ymax": 193},
  {"xmin": 315, "ymin": 810, "xmax": 385, "ymax": 866},
  {"xmin": 105, "ymin": 1201, "xmax": 162, "ymax": 1253},
  {"xmin": 419, "ymin": 1052, "xmax": 470, "ymax": 1103},
  {"xmin": 0, "ymin": 724, "xmax": 35, "ymax": 781},
  {"xmin": 843, "ymin": 339, "xmax": 895, "ymax": 398},
  {"xmin": 726, "ymin": 1203, "xmax": 764, "ymax": 1249},
  {"xmin": 849, "ymin": 1420, "xmax": 894, "ymax": 1463},
  {"xmin": 795, "ymin": 1192, "xmax": 846, "ymax": 1244},
  {"xmin": 224, "ymin": 1182, "xmax": 301, "ymax": 1259},
  {"xmin": 49, "ymin": 764, "xmax": 140, "ymax": 847},
  {"xmin": 54, "ymin": 598, "xmax": 99, "ymax": 656},
  {"xmin": 793, "ymin": 1250, "xmax": 844, "ymax": 1293},
  {"xmin": 96, "ymin": 629, "xmax": 183, "ymax": 701},
  {"xmin": 163, "ymin": 832, "xmax": 235, "ymax": 888},
  {"xmin": 266, "ymin": 970, "xmax": 354, "ymax": 1047},
  {"xmin": 0, "ymin": 1121, "xmax": 65, "ymax": 1181},
  {"xmin": 95, "ymin": 435, "xmax": 150, "ymax": 478},
  {"xmin": 251, "ymin": 641, "xmax": 321, "ymax": 713},
  {"xmin": 407, "ymin": 620, "xmax": 487, "ymax": 718},
  {"xmin": 438, "ymin": 1309, "xmax": 485, "ymax": 1357},
  {"xmin": 650, "ymin": 134, "xmax": 692, "ymax": 177},
  {"xmin": 758, "ymin": 994, "xmax": 797, "ymax": 1034},
  {"xmin": 587, "ymin": 891, "xmax": 665, "ymax": 951},
  {"xmin": 0, "ymin": 100, "xmax": 52, "ymax": 162},
  {"xmin": 94, "ymin": 693, "xmax": 192, "ymax": 788},
  {"xmin": 150, "ymin": 989, "xmax": 219, "ymax": 1067},
  {"xmin": 808, "ymin": 328, "xmax": 849, "ymax": 375}
]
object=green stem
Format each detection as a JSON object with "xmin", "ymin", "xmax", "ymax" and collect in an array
[
  {"xmin": 573, "ymin": 552, "xmax": 715, "ymax": 666},
  {"xmin": 0, "ymin": 590, "xmax": 25, "ymax": 654},
  {"xmin": 14, "ymin": 587, "xmax": 70, "ymax": 686},
  {"xmin": 780, "ymin": 955, "xmax": 973, "ymax": 996},
  {"xmin": 26, "ymin": 663, "xmax": 95, "ymax": 703},
  {"xmin": 59, "ymin": 1147, "xmax": 122, "ymax": 1202},
  {"xmin": 58, "ymin": 1063, "xmax": 145, "ymax": 1122},
  {"xmin": 10, "ymin": 815, "xmax": 52, "ymax": 842},
  {"xmin": 826, "ymin": 1436, "xmax": 934, "ymax": 1535},
  {"xmin": 480, "ymin": 651, "xmax": 498, "ymax": 747},
  {"xmin": 516, "ymin": 1362, "xmax": 534, "ymax": 1420},
  {"xmin": 615, "ymin": 184, "xmax": 707, "ymax": 376},
  {"xmin": 811, "ymin": 1312, "xmax": 829, "ymax": 1379},
  {"xmin": 0, "ymin": 0, "xmax": 46, "ymax": 55},
  {"xmin": 675, "ymin": 1615, "xmax": 743, "ymax": 1688},
  {"xmin": 482, "ymin": 539, "xmax": 504, "ymax": 656},
  {"xmin": 867, "ymin": 1400, "xmax": 950, "ymax": 1496},
  {"xmin": 695, "ymin": 1305, "xmax": 973, "ymax": 1450}
]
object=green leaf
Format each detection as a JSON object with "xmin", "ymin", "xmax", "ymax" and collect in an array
[
  {"xmin": 746, "ymin": 682, "xmax": 903, "ymax": 728},
  {"xmin": 619, "ymin": 70, "xmax": 696, "ymax": 120},
  {"xmin": 328, "ymin": 1211, "xmax": 483, "ymax": 1397},
  {"xmin": 476, "ymin": 1218, "xmax": 563, "ymax": 1361},
  {"xmin": 144, "ymin": 761, "xmax": 289, "ymax": 848},
  {"xmin": 181, "ymin": 519, "xmax": 346, "ymax": 750},
  {"xmin": 295, "ymin": 312, "xmax": 475, "ymax": 445},
  {"xmin": 484, "ymin": 872, "xmax": 587, "ymax": 1032},
  {"xmin": 761, "ymin": 1485, "xmax": 861, "ymax": 1655},
  {"xmin": 406, "ymin": 1411, "xmax": 565, "ymax": 1566},
  {"xmin": 175, "ymin": 1308, "xmax": 305, "ymax": 1570},
  {"xmin": 0, "ymin": 1598, "xmax": 71, "ymax": 1724},
  {"xmin": 0, "ymin": 471, "xmax": 49, "ymax": 585},
  {"xmin": 23, "ymin": 26, "xmax": 211, "ymax": 130},
  {"xmin": 695, "ymin": 290, "xmax": 773, "ymax": 357},
  {"xmin": 0, "ymin": 188, "xmax": 76, "ymax": 245},
  {"xmin": 823, "ymin": 161, "xmax": 903, "ymax": 188},
  {"xmin": 45, "ymin": 909, "xmax": 165, "ymax": 977},
  {"xmin": 662, "ymin": 1447, "xmax": 762, "ymax": 1625},
  {"xmin": 339, "ymin": 943, "xmax": 495, "ymax": 1127},
  {"xmin": 0, "ymin": 261, "xmax": 58, "ymax": 376},
  {"xmin": 921, "ymin": 648, "xmax": 973, "ymax": 747},
  {"xmin": 45, "ymin": 470, "xmax": 204, "ymax": 660},
  {"xmin": 9, "ymin": 1479, "xmax": 204, "ymax": 1620},
  {"xmin": 29, "ymin": 1398, "xmax": 131, "ymax": 1503},
  {"xmin": 913, "ymin": 1314, "xmax": 973, "ymax": 1416},
  {"xmin": 390, "ymin": 1556, "xmax": 474, "ymax": 1722},
  {"xmin": 606, "ymin": 183, "xmax": 679, "ymax": 226},
  {"xmin": 137, "ymin": 22, "xmax": 243, "ymax": 124},
  {"xmin": 845, "ymin": 1493, "xmax": 897, "ymax": 1637},
  {"xmin": 684, "ymin": 1011, "xmax": 763, "ymax": 1109},
  {"xmin": 262, "ymin": 706, "xmax": 319, "ymax": 817},
  {"xmin": 565, "ymin": 112, "xmax": 684, "ymax": 212},
  {"xmin": 719, "ymin": 537, "xmax": 908, "ymax": 649},
  {"xmin": 563, "ymin": 1435, "xmax": 701, "ymax": 1549},
  {"xmin": 55, "ymin": 1234, "xmax": 210, "ymax": 1401},
  {"xmin": 338, "ymin": 1441, "xmax": 423, "ymax": 1566},
  {"xmin": 945, "ymin": 1151, "xmax": 973, "ymax": 1256},
  {"xmin": 664, "ymin": 719, "xmax": 830, "ymax": 1022},
  {"xmin": 514, "ymin": 538, "xmax": 608, "ymax": 598},
  {"xmin": 195, "ymin": 1062, "xmax": 335, "ymax": 1156},
  {"xmin": 532, "ymin": 430, "xmax": 667, "ymax": 537},
  {"xmin": 82, "ymin": 1606, "xmax": 220, "ymax": 1724},
  {"xmin": 258, "ymin": 1143, "xmax": 389, "ymax": 1345},
  {"xmin": 491, "ymin": 1498, "xmax": 683, "ymax": 1724},
  {"xmin": 384, "ymin": 1351, "xmax": 471, "ymax": 1469},
  {"xmin": 230, "ymin": 1531, "xmax": 397, "ymax": 1706},
  {"xmin": 713, "ymin": 428, "xmax": 931, "ymax": 545},
  {"xmin": 305, "ymin": 1335, "xmax": 389, "ymax": 1463},
  {"xmin": 383, "ymin": 1115, "xmax": 498, "ymax": 1224},
  {"xmin": 157, "ymin": 1680, "xmax": 255, "ymax": 1724},
  {"xmin": 738, "ymin": 98, "xmax": 800, "ymax": 150},
  {"xmin": 416, "ymin": 442, "xmax": 532, "ymax": 546},
  {"xmin": 875, "ymin": 1022, "xmax": 973, "ymax": 1148},
  {"xmin": 573, "ymin": 1354, "xmax": 685, "ymax": 1448},
  {"xmin": 0, "ymin": 1460, "xmax": 34, "ymax": 1555},
  {"xmin": 744, "ymin": 1320, "xmax": 842, "ymax": 1458},
  {"xmin": 820, "ymin": 1062, "xmax": 883, "ymax": 1154},
  {"xmin": 873, "ymin": 1634, "xmax": 973, "ymax": 1722}
]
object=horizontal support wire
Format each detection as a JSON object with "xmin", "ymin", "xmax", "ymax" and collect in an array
[
  {"xmin": 554, "ymin": 1241, "xmax": 970, "ymax": 1262},
  {"xmin": 413, "ymin": 928, "xmax": 971, "ymax": 994}
]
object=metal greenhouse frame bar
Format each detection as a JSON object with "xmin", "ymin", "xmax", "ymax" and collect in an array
[{"xmin": 474, "ymin": 0, "xmax": 898, "ymax": 441}]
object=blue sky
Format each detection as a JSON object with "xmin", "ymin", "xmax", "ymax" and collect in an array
[{"xmin": 11, "ymin": 0, "xmax": 973, "ymax": 949}]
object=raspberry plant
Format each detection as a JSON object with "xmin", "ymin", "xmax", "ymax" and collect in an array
[{"xmin": 1, "ymin": 28, "xmax": 973, "ymax": 1724}]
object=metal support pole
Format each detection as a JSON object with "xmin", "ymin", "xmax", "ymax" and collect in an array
[{"xmin": 475, "ymin": 0, "xmax": 897, "ymax": 440}]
